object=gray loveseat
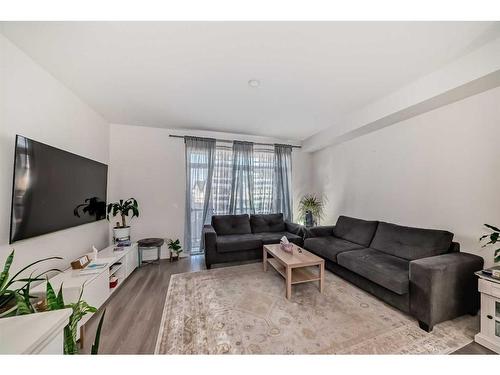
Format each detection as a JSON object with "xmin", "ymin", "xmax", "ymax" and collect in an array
[
  {"xmin": 203, "ymin": 213, "xmax": 303, "ymax": 269},
  {"xmin": 304, "ymin": 215, "xmax": 484, "ymax": 332}
]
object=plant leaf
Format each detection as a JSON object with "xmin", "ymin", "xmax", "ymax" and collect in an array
[
  {"xmin": 479, "ymin": 234, "xmax": 489, "ymax": 241},
  {"xmin": 15, "ymin": 292, "xmax": 31, "ymax": 315},
  {"xmin": 63, "ymin": 325, "xmax": 77, "ymax": 354},
  {"xmin": 91, "ymin": 309, "xmax": 106, "ymax": 354},
  {"xmin": 46, "ymin": 280, "xmax": 61, "ymax": 311},
  {"xmin": 0, "ymin": 290, "xmax": 15, "ymax": 309},
  {"xmin": 6, "ymin": 256, "xmax": 62, "ymax": 288},
  {"xmin": 484, "ymin": 223, "xmax": 500, "ymax": 232},
  {"xmin": 0, "ymin": 250, "xmax": 15, "ymax": 291},
  {"xmin": 56, "ymin": 285, "xmax": 64, "ymax": 308}
]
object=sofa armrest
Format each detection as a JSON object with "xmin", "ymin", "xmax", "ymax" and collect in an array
[
  {"xmin": 304, "ymin": 225, "xmax": 335, "ymax": 239},
  {"xmin": 203, "ymin": 225, "xmax": 217, "ymax": 269},
  {"xmin": 409, "ymin": 252, "xmax": 483, "ymax": 331},
  {"xmin": 449, "ymin": 241, "xmax": 460, "ymax": 253},
  {"xmin": 285, "ymin": 221, "xmax": 305, "ymax": 237}
]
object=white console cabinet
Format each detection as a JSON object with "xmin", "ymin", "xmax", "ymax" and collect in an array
[
  {"xmin": 475, "ymin": 274, "xmax": 500, "ymax": 353},
  {"xmin": 32, "ymin": 243, "xmax": 138, "ymax": 345},
  {"xmin": 0, "ymin": 309, "xmax": 72, "ymax": 354}
]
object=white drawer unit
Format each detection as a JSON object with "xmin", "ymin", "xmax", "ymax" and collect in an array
[{"xmin": 475, "ymin": 275, "xmax": 500, "ymax": 353}]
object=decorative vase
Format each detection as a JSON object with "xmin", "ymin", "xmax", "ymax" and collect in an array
[{"xmin": 305, "ymin": 211, "xmax": 314, "ymax": 227}]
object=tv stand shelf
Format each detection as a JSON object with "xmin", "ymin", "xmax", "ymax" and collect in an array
[
  {"xmin": 32, "ymin": 243, "xmax": 138, "ymax": 345},
  {"xmin": 109, "ymin": 263, "xmax": 123, "ymax": 276}
]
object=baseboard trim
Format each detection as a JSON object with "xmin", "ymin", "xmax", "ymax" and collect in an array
[{"xmin": 475, "ymin": 333, "xmax": 500, "ymax": 354}]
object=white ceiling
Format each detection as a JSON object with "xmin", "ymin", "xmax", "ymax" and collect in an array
[{"xmin": 2, "ymin": 21, "xmax": 500, "ymax": 141}]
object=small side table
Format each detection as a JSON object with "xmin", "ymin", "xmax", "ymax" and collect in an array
[
  {"xmin": 474, "ymin": 271, "xmax": 500, "ymax": 353},
  {"xmin": 137, "ymin": 238, "xmax": 164, "ymax": 267}
]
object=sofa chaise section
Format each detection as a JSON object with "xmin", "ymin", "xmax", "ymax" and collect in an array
[{"xmin": 303, "ymin": 215, "xmax": 484, "ymax": 332}]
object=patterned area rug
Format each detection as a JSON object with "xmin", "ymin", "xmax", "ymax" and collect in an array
[{"xmin": 155, "ymin": 263, "xmax": 478, "ymax": 354}]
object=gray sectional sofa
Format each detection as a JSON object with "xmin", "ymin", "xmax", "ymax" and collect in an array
[
  {"xmin": 303, "ymin": 215, "xmax": 484, "ymax": 332},
  {"xmin": 203, "ymin": 213, "xmax": 303, "ymax": 269}
]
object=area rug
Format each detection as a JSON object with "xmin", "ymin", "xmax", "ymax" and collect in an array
[{"xmin": 155, "ymin": 263, "xmax": 478, "ymax": 354}]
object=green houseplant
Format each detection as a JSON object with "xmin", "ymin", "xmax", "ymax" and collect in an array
[
  {"xmin": 167, "ymin": 239, "xmax": 183, "ymax": 262},
  {"xmin": 0, "ymin": 250, "xmax": 62, "ymax": 318},
  {"xmin": 297, "ymin": 194, "xmax": 326, "ymax": 226},
  {"xmin": 480, "ymin": 223, "xmax": 500, "ymax": 263},
  {"xmin": 107, "ymin": 198, "xmax": 139, "ymax": 240},
  {"xmin": 0, "ymin": 250, "xmax": 106, "ymax": 354},
  {"xmin": 44, "ymin": 280, "xmax": 106, "ymax": 354}
]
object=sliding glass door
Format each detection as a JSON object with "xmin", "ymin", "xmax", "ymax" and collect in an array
[{"xmin": 184, "ymin": 137, "xmax": 215, "ymax": 254}]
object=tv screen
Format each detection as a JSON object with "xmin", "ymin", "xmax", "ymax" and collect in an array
[{"xmin": 10, "ymin": 135, "xmax": 108, "ymax": 243}]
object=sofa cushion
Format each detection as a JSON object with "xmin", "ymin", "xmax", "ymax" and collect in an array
[
  {"xmin": 250, "ymin": 214, "xmax": 286, "ymax": 233},
  {"xmin": 256, "ymin": 231, "xmax": 302, "ymax": 245},
  {"xmin": 212, "ymin": 214, "xmax": 252, "ymax": 235},
  {"xmin": 216, "ymin": 234, "xmax": 262, "ymax": 253},
  {"xmin": 304, "ymin": 236, "xmax": 364, "ymax": 262},
  {"xmin": 337, "ymin": 248, "xmax": 410, "ymax": 295},
  {"xmin": 333, "ymin": 216, "xmax": 379, "ymax": 247},
  {"xmin": 370, "ymin": 222, "xmax": 453, "ymax": 261}
]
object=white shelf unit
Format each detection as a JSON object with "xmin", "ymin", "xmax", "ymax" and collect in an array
[
  {"xmin": 32, "ymin": 243, "xmax": 139, "ymax": 343},
  {"xmin": 109, "ymin": 260, "xmax": 125, "ymax": 293},
  {"xmin": 475, "ymin": 274, "xmax": 500, "ymax": 353},
  {"xmin": 109, "ymin": 263, "xmax": 123, "ymax": 276}
]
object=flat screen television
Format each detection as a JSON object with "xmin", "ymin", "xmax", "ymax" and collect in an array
[{"xmin": 9, "ymin": 135, "xmax": 108, "ymax": 243}]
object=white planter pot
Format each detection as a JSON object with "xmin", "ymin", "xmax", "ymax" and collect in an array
[{"xmin": 113, "ymin": 226, "xmax": 131, "ymax": 240}]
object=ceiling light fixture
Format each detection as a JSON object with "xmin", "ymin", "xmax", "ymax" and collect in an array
[{"xmin": 248, "ymin": 79, "xmax": 260, "ymax": 88}]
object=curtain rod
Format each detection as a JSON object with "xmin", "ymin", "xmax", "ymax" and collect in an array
[{"xmin": 168, "ymin": 134, "xmax": 301, "ymax": 149}]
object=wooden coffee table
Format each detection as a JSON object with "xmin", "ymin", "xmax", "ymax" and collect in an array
[{"xmin": 263, "ymin": 244, "xmax": 324, "ymax": 300}]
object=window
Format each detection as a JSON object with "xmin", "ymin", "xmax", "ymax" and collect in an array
[
  {"xmin": 186, "ymin": 141, "xmax": 292, "ymax": 254},
  {"xmin": 252, "ymin": 147, "xmax": 275, "ymax": 214},
  {"xmin": 207, "ymin": 144, "xmax": 276, "ymax": 217}
]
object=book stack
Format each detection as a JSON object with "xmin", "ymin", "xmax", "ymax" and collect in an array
[{"xmin": 114, "ymin": 239, "xmax": 132, "ymax": 251}]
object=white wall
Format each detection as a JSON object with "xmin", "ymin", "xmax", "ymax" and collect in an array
[
  {"xmin": 311, "ymin": 86, "xmax": 500, "ymax": 268},
  {"xmin": 0, "ymin": 34, "xmax": 110, "ymax": 274},
  {"xmin": 108, "ymin": 123, "xmax": 312, "ymax": 258},
  {"xmin": 108, "ymin": 124, "xmax": 184, "ymax": 259}
]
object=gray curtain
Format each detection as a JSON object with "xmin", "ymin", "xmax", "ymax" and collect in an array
[
  {"xmin": 253, "ymin": 146, "xmax": 275, "ymax": 214},
  {"xmin": 184, "ymin": 136, "xmax": 216, "ymax": 253},
  {"xmin": 208, "ymin": 145, "xmax": 232, "ymax": 216},
  {"xmin": 229, "ymin": 141, "xmax": 255, "ymax": 214},
  {"xmin": 273, "ymin": 144, "xmax": 293, "ymax": 221}
]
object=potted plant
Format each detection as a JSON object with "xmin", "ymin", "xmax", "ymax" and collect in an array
[
  {"xmin": 0, "ymin": 250, "xmax": 62, "ymax": 318},
  {"xmin": 297, "ymin": 194, "xmax": 326, "ymax": 227},
  {"xmin": 167, "ymin": 239, "xmax": 183, "ymax": 262},
  {"xmin": 480, "ymin": 224, "xmax": 500, "ymax": 263},
  {"xmin": 0, "ymin": 250, "xmax": 106, "ymax": 354},
  {"xmin": 107, "ymin": 198, "xmax": 139, "ymax": 240}
]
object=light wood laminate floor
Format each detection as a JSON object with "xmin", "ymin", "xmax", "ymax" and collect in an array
[{"xmin": 81, "ymin": 255, "xmax": 495, "ymax": 355}]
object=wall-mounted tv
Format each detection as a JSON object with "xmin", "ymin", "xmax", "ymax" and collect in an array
[{"xmin": 9, "ymin": 135, "xmax": 108, "ymax": 243}]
